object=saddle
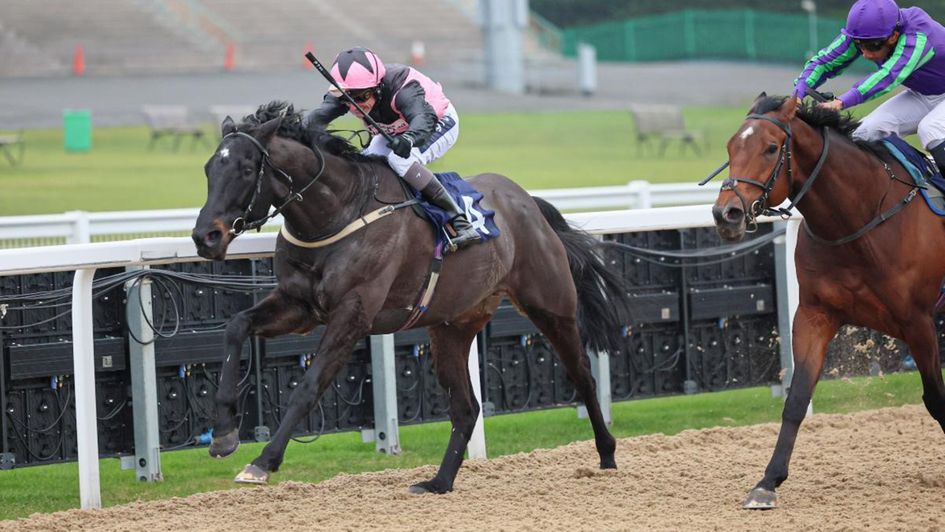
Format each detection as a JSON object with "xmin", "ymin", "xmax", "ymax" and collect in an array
[
  {"xmin": 398, "ymin": 171, "xmax": 501, "ymax": 249},
  {"xmin": 882, "ymin": 136, "xmax": 945, "ymax": 215}
]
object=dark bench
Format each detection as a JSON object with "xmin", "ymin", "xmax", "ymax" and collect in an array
[
  {"xmin": 142, "ymin": 105, "xmax": 209, "ymax": 151},
  {"xmin": 629, "ymin": 104, "xmax": 706, "ymax": 157},
  {"xmin": 0, "ymin": 130, "xmax": 25, "ymax": 166}
]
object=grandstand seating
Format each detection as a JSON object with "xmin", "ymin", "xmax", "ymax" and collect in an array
[
  {"xmin": 0, "ymin": 0, "xmax": 212, "ymax": 76},
  {"xmin": 0, "ymin": 0, "xmax": 486, "ymax": 77}
]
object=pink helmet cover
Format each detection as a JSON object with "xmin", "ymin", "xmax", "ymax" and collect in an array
[{"xmin": 328, "ymin": 47, "xmax": 386, "ymax": 91}]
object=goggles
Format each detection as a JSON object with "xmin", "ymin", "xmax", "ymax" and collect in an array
[{"xmin": 348, "ymin": 89, "xmax": 375, "ymax": 103}]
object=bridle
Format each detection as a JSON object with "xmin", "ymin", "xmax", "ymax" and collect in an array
[
  {"xmin": 704, "ymin": 108, "xmax": 919, "ymax": 246},
  {"xmin": 719, "ymin": 113, "xmax": 830, "ymax": 233},
  {"xmin": 223, "ymin": 131, "xmax": 325, "ymax": 235}
]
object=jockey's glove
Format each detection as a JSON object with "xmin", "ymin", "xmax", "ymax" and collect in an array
[{"xmin": 389, "ymin": 133, "xmax": 415, "ymax": 158}]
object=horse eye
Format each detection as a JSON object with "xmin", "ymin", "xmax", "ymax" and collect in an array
[{"xmin": 765, "ymin": 143, "xmax": 778, "ymax": 154}]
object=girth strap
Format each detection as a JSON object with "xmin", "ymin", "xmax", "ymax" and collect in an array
[{"xmin": 397, "ymin": 242, "xmax": 445, "ymax": 332}]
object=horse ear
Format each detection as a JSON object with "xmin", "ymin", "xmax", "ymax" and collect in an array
[
  {"xmin": 781, "ymin": 96, "xmax": 798, "ymax": 121},
  {"xmin": 748, "ymin": 92, "xmax": 768, "ymax": 114},
  {"xmin": 221, "ymin": 116, "xmax": 236, "ymax": 136},
  {"xmin": 254, "ymin": 116, "xmax": 284, "ymax": 145}
]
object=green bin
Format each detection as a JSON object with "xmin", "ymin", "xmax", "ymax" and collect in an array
[{"xmin": 63, "ymin": 109, "xmax": 92, "ymax": 152}]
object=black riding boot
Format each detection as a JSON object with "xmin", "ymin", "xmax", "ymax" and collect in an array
[
  {"xmin": 410, "ymin": 166, "xmax": 480, "ymax": 250},
  {"xmin": 932, "ymin": 142, "xmax": 945, "ymax": 177}
]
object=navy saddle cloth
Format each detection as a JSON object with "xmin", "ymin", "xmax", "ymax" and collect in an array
[
  {"xmin": 882, "ymin": 135, "xmax": 945, "ymax": 215},
  {"xmin": 411, "ymin": 172, "xmax": 500, "ymax": 247}
]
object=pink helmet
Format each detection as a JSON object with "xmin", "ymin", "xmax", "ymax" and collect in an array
[{"xmin": 328, "ymin": 47, "xmax": 386, "ymax": 91}]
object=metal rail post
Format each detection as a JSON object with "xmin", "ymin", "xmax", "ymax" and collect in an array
[
  {"xmin": 368, "ymin": 334, "xmax": 401, "ymax": 454},
  {"xmin": 126, "ymin": 266, "xmax": 163, "ymax": 481},
  {"xmin": 73, "ymin": 268, "xmax": 101, "ymax": 509},
  {"xmin": 577, "ymin": 350, "xmax": 612, "ymax": 425},
  {"xmin": 467, "ymin": 336, "xmax": 487, "ymax": 459},
  {"xmin": 773, "ymin": 220, "xmax": 800, "ymax": 389}
]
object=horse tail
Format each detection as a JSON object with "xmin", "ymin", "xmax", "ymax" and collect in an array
[{"xmin": 531, "ymin": 195, "xmax": 631, "ymax": 354}]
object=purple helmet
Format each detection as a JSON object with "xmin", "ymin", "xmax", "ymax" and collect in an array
[
  {"xmin": 842, "ymin": 0, "xmax": 902, "ymax": 40},
  {"xmin": 328, "ymin": 47, "xmax": 386, "ymax": 92}
]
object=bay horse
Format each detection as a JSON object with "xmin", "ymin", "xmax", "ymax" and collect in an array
[
  {"xmin": 712, "ymin": 94, "xmax": 945, "ymax": 509},
  {"xmin": 190, "ymin": 102, "xmax": 631, "ymax": 493}
]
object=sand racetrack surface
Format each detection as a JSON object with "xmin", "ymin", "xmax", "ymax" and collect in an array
[{"xmin": 4, "ymin": 404, "xmax": 945, "ymax": 531}]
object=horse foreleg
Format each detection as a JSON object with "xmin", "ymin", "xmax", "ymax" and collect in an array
[
  {"xmin": 903, "ymin": 316, "xmax": 945, "ymax": 432},
  {"xmin": 744, "ymin": 305, "xmax": 838, "ymax": 509},
  {"xmin": 210, "ymin": 290, "xmax": 316, "ymax": 459},
  {"xmin": 235, "ymin": 296, "xmax": 371, "ymax": 483},
  {"xmin": 409, "ymin": 318, "xmax": 488, "ymax": 495}
]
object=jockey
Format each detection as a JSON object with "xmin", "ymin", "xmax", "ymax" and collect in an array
[
  {"xmin": 303, "ymin": 47, "xmax": 479, "ymax": 249},
  {"xmin": 792, "ymin": 0, "xmax": 945, "ymax": 175}
]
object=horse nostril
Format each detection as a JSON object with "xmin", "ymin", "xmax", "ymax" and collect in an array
[
  {"xmin": 206, "ymin": 230, "xmax": 222, "ymax": 246},
  {"xmin": 724, "ymin": 206, "xmax": 744, "ymax": 223}
]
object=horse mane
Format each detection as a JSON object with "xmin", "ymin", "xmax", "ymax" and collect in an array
[
  {"xmin": 241, "ymin": 100, "xmax": 377, "ymax": 163},
  {"xmin": 748, "ymin": 95, "xmax": 889, "ymax": 158}
]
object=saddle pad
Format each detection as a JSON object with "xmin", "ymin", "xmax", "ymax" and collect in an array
[
  {"xmin": 882, "ymin": 136, "xmax": 945, "ymax": 215},
  {"xmin": 413, "ymin": 172, "xmax": 501, "ymax": 247}
]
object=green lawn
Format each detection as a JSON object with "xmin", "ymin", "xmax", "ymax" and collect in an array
[
  {"xmin": 0, "ymin": 99, "xmax": 896, "ymax": 217},
  {"xmin": 0, "ymin": 370, "xmax": 929, "ymax": 521},
  {"xmin": 0, "ymin": 108, "xmax": 749, "ymax": 216}
]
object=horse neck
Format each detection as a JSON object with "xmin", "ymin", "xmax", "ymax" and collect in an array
[
  {"xmin": 271, "ymin": 140, "xmax": 374, "ymax": 240},
  {"xmin": 789, "ymin": 120, "xmax": 890, "ymax": 240}
]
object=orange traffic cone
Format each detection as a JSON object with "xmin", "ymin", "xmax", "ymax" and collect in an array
[
  {"xmin": 224, "ymin": 43, "xmax": 236, "ymax": 71},
  {"xmin": 73, "ymin": 45, "xmax": 86, "ymax": 76},
  {"xmin": 303, "ymin": 41, "xmax": 315, "ymax": 69},
  {"xmin": 410, "ymin": 40, "xmax": 425, "ymax": 66}
]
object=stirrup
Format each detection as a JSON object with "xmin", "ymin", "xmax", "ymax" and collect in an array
[{"xmin": 446, "ymin": 220, "xmax": 479, "ymax": 251}]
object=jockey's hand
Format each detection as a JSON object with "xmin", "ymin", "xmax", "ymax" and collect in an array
[
  {"xmin": 389, "ymin": 133, "xmax": 414, "ymax": 158},
  {"xmin": 817, "ymin": 99, "xmax": 843, "ymax": 112}
]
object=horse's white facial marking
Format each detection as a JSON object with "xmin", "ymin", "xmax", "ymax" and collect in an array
[
  {"xmin": 740, "ymin": 126, "xmax": 755, "ymax": 140},
  {"xmin": 219, "ymin": 147, "xmax": 230, "ymax": 160}
]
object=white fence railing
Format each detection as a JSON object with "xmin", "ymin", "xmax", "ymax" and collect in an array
[
  {"xmin": 0, "ymin": 205, "xmax": 802, "ymax": 512},
  {"xmin": 0, "ymin": 181, "xmax": 719, "ymax": 246}
]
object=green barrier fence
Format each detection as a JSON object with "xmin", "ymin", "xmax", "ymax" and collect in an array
[{"xmin": 559, "ymin": 9, "xmax": 872, "ymax": 72}]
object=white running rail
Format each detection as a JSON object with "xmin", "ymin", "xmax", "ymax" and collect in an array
[{"xmin": 0, "ymin": 181, "xmax": 720, "ymax": 247}]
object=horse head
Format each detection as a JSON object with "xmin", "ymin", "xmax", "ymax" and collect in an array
[
  {"xmin": 713, "ymin": 93, "xmax": 799, "ymax": 241},
  {"xmin": 192, "ymin": 114, "xmax": 284, "ymax": 260}
]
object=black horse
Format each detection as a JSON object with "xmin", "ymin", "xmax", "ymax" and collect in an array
[{"xmin": 191, "ymin": 102, "xmax": 632, "ymax": 493}]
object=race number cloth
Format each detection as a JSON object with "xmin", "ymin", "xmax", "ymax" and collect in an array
[
  {"xmin": 414, "ymin": 172, "xmax": 500, "ymax": 247},
  {"xmin": 882, "ymin": 135, "xmax": 945, "ymax": 215}
]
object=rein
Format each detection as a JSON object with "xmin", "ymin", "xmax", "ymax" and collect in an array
[{"xmin": 225, "ymin": 131, "xmax": 326, "ymax": 235}]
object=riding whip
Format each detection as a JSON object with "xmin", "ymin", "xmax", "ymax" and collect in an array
[{"xmin": 304, "ymin": 52, "xmax": 396, "ymax": 143}]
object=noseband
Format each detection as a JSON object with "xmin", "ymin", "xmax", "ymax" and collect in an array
[{"xmin": 223, "ymin": 131, "xmax": 325, "ymax": 235}]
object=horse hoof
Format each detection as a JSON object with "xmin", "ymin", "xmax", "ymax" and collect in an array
[
  {"xmin": 234, "ymin": 464, "xmax": 269, "ymax": 485},
  {"xmin": 600, "ymin": 457, "xmax": 617, "ymax": 470},
  {"xmin": 408, "ymin": 480, "xmax": 451, "ymax": 495},
  {"xmin": 742, "ymin": 487, "xmax": 778, "ymax": 510},
  {"xmin": 209, "ymin": 429, "xmax": 240, "ymax": 459}
]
